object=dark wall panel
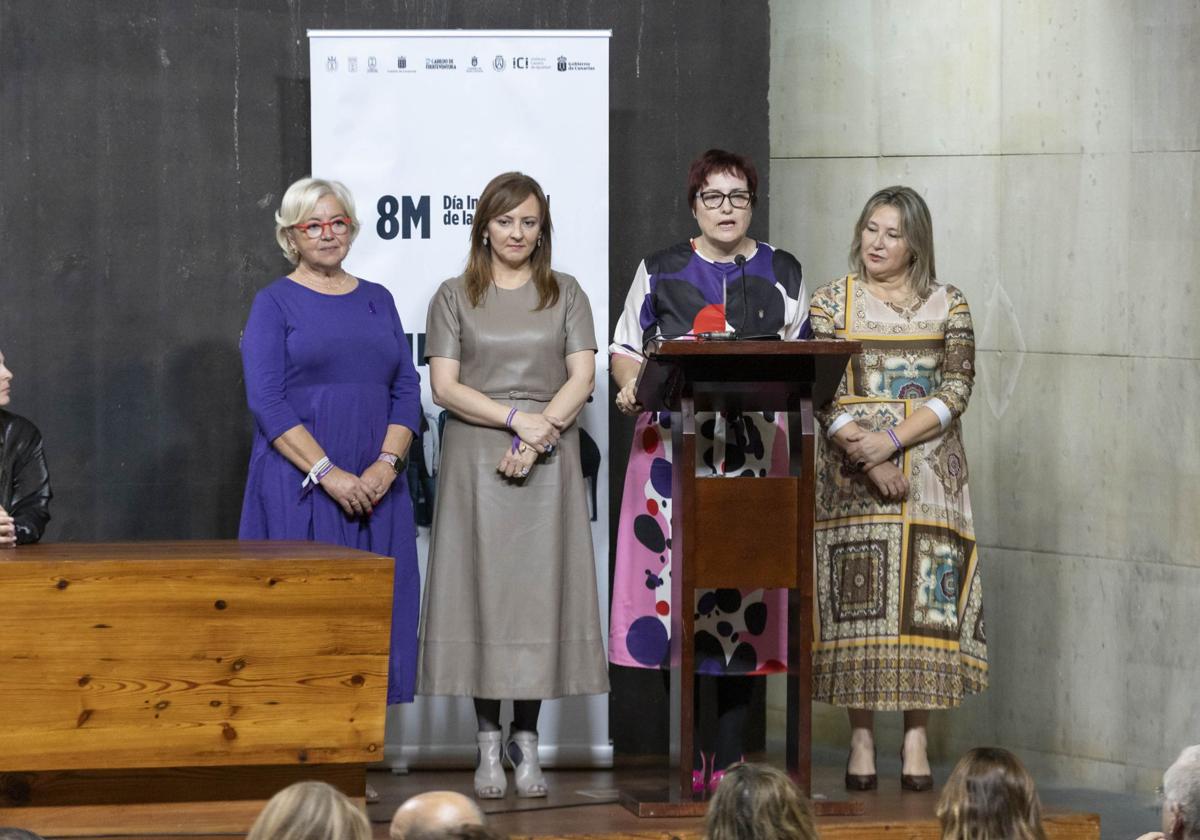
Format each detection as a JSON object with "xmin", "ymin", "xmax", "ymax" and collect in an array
[{"xmin": 0, "ymin": 0, "xmax": 770, "ymax": 755}]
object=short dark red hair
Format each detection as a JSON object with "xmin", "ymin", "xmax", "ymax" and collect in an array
[{"xmin": 686, "ymin": 149, "xmax": 759, "ymax": 207}]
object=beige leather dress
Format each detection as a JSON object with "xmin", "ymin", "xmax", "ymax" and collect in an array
[{"xmin": 417, "ymin": 272, "xmax": 610, "ymax": 699}]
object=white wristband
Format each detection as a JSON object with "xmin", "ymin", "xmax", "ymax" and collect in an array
[
  {"xmin": 925, "ymin": 397, "xmax": 952, "ymax": 430},
  {"xmin": 303, "ymin": 456, "xmax": 332, "ymax": 488},
  {"xmin": 827, "ymin": 413, "xmax": 856, "ymax": 438}
]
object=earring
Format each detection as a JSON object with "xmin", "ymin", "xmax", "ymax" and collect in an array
[
  {"xmin": 483, "ymin": 232, "xmax": 489, "ymax": 247},
  {"xmin": 536, "ymin": 235, "xmax": 543, "ymax": 248}
]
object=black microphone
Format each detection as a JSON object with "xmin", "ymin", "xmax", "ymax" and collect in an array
[
  {"xmin": 734, "ymin": 254, "xmax": 748, "ymax": 339},
  {"xmin": 730, "ymin": 254, "xmax": 784, "ymax": 341}
]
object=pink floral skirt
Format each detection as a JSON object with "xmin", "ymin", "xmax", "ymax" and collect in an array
[{"xmin": 609, "ymin": 410, "xmax": 790, "ymax": 674}]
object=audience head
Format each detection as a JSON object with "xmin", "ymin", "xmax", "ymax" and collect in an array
[
  {"xmin": 274, "ymin": 176, "xmax": 361, "ymax": 264},
  {"xmin": 246, "ymin": 780, "xmax": 370, "ymax": 840},
  {"xmin": 1161, "ymin": 745, "xmax": 1200, "ymax": 840},
  {"xmin": 937, "ymin": 747, "xmax": 1047, "ymax": 840},
  {"xmin": 0, "ymin": 830, "xmax": 47, "ymax": 840},
  {"xmin": 389, "ymin": 790, "xmax": 486, "ymax": 840},
  {"xmin": 704, "ymin": 762, "xmax": 816, "ymax": 840},
  {"xmin": 430, "ymin": 825, "xmax": 508, "ymax": 840}
]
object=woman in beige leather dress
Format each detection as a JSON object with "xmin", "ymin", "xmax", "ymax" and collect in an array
[{"xmin": 417, "ymin": 172, "xmax": 610, "ymax": 800}]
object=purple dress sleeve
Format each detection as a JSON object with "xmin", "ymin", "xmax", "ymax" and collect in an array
[{"xmin": 241, "ymin": 288, "xmax": 302, "ymax": 442}]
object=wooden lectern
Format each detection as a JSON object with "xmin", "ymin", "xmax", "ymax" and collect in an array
[
  {"xmin": 620, "ymin": 339, "xmax": 860, "ymax": 817},
  {"xmin": 0, "ymin": 541, "xmax": 393, "ymax": 835}
]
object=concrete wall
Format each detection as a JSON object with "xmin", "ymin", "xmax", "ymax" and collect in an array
[{"xmin": 768, "ymin": 0, "xmax": 1200, "ymax": 792}]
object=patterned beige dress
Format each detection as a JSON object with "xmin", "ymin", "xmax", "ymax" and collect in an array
[{"xmin": 809, "ymin": 274, "xmax": 987, "ymax": 710}]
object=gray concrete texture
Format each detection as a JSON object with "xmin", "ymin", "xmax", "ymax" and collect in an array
[{"xmin": 768, "ymin": 0, "xmax": 1200, "ymax": 794}]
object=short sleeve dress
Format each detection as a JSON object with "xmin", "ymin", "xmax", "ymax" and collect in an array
[
  {"xmin": 238, "ymin": 276, "xmax": 423, "ymax": 705},
  {"xmin": 808, "ymin": 274, "xmax": 987, "ymax": 710},
  {"xmin": 608, "ymin": 241, "xmax": 810, "ymax": 675},
  {"xmin": 417, "ymin": 272, "xmax": 610, "ymax": 699}
]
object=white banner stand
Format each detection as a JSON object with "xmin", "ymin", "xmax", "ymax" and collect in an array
[{"xmin": 308, "ymin": 29, "xmax": 612, "ymax": 769}]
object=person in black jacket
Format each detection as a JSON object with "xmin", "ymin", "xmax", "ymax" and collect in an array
[{"xmin": 0, "ymin": 349, "xmax": 51, "ymax": 546}]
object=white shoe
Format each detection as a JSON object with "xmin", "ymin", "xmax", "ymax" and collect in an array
[
  {"xmin": 475, "ymin": 730, "xmax": 507, "ymax": 799},
  {"xmin": 505, "ymin": 729, "xmax": 548, "ymax": 798}
]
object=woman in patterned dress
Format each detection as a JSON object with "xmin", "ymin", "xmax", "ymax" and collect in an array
[
  {"xmin": 809, "ymin": 186, "xmax": 986, "ymax": 792},
  {"xmin": 609, "ymin": 149, "xmax": 810, "ymax": 792}
]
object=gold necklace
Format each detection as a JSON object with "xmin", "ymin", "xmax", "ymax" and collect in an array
[{"xmin": 299, "ymin": 268, "xmax": 350, "ymax": 293}]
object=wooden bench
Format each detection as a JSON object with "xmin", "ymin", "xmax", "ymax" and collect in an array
[{"xmin": 0, "ymin": 541, "xmax": 394, "ymax": 834}]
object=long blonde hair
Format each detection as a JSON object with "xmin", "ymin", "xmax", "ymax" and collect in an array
[
  {"xmin": 463, "ymin": 172, "xmax": 557, "ymax": 310},
  {"xmin": 704, "ymin": 763, "xmax": 817, "ymax": 840},
  {"xmin": 247, "ymin": 781, "xmax": 370, "ymax": 840},
  {"xmin": 849, "ymin": 185, "xmax": 937, "ymax": 297},
  {"xmin": 937, "ymin": 748, "xmax": 1048, "ymax": 840}
]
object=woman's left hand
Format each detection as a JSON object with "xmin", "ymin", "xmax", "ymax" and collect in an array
[
  {"xmin": 360, "ymin": 460, "xmax": 397, "ymax": 504},
  {"xmin": 843, "ymin": 430, "xmax": 899, "ymax": 471},
  {"xmin": 497, "ymin": 440, "xmax": 538, "ymax": 480}
]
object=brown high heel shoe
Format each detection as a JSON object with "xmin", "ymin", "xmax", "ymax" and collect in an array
[{"xmin": 844, "ymin": 746, "xmax": 877, "ymax": 791}]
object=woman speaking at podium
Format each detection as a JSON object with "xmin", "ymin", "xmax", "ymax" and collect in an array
[
  {"xmin": 238, "ymin": 178, "xmax": 422, "ymax": 713},
  {"xmin": 418, "ymin": 172, "xmax": 609, "ymax": 799},
  {"xmin": 809, "ymin": 186, "xmax": 986, "ymax": 792},
  {"xmin": 608, "ymin": 149, "xmax": 810, "ymax": 793}
]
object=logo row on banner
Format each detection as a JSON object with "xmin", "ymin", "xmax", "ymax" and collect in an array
[{"xmin": 323, "ymin": 54, "xmax": 598, "ymax": 74}]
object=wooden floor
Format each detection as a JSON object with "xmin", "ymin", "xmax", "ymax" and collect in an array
[{"xmin": 11, "ymin": 763, "xmax": 1099, "ymax": 840}]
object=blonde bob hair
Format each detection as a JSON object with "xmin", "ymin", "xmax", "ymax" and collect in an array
[
  {"xmin": 274, "ymin": 177, "xmax": 361, "ymax": 265},
  {"xmin": 849, "ymin": 185, "xmax": 937, "ymax": 297},
  {"xmin": 936, "ymin": 747, "xmax": 1047, "ymax": 840},
  {"xmin": 246, "ymin": 780, "xmax": 370, "ymax": 840},
  {"xmin": 704, "ymin": 762, "xmax": 817, "ymax": 840}
]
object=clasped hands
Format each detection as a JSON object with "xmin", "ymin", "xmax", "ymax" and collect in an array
[
  {"xmin": 321, "ymin": 460, "xmax": 397, "ymax": 518},
  {"xmin": 497, "ymin": 411, "xmax": 564, "ymax": 479},
  {"xmin": 0, "ymin": 505, "xmax": 15, "ymax": 548},
  {"xmin": 614, "ymin": 379, "xmax": 641, "ymax": 416},
  {"xmin": 839, "ymin": 427, "xmax": 908, "ymax": 502}
]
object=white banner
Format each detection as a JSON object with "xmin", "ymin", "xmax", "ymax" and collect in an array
[{"xmin": 309, "ymin": 29, "xmax": 612, "ymax": 768}]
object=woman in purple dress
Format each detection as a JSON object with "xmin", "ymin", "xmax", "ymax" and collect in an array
[{"xmin": 239, "ymin": 177, "xmax": 422, "ymax": 710}]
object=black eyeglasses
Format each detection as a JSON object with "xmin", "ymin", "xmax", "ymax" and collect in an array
[{"xmin": 696, "ymin": 190, "xmax": 754, "ymax": 210}]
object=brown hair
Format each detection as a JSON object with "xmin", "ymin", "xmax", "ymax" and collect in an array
[
  {"xmin": 464, "ymin": 172, "xmax": 558, "ymax": 310},
  {"xmin": 246, "ymin": 781, "xmax": 370, "ymax": 840},
  {"xmin": 687, "ymin": 149, "xmax": 759, "ymax": 208},
  {"xmin": 849, "ymin": 185, "xmax": 937, "ymax": 297},
  {"xmin": 704, "ymin": 763, "xmax": 816, "ymax": 840},
  {"xmin": 936, "ymin": 748, "xmax": 1048, "ymax": 840}
]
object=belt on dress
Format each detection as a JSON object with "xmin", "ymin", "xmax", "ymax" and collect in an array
[{"xmin": 483, "ymin": 390, "xmax": 556, "ymax": 402}]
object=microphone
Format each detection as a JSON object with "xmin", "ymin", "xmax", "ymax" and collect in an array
[
  {"xmin": 734, "ymin": 254, "xmax": 748, "ymax": 339},
  {"xmin": 697, "ymin": 330, "xmax": 737, "ymax": 340}
]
